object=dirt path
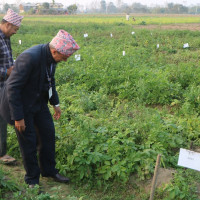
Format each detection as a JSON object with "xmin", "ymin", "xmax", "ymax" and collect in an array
[
  {"xmin": 133, "ymin": 23, "xmax": 200, "ymax": 31},
  {"xmin": 1, "ymin": 161, "xmax": 72, "ymax": 199},
  {"xmin": 1, "ymin": 161, "xmax": 200, "ymax": 199}
]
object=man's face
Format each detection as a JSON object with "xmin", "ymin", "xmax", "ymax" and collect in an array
[
  {"xmin": 52, "ymin": 50, "xmax": 71, "ymax": 63},
  {"xmin": 5, "ymin": 23, "xmax": 19, "ymax": 37}
]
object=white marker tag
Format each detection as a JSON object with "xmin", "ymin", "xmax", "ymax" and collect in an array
[
  {"xmin": 157, "ymin": 44, "xmax": 159, "ymax": 49},
  {"xmin": 132, "ymin": 32, "xmax": 135, "ymax": 35},
  {"xmin": 75, "ymin": 54, "xmax": 81, "ymax": 61},
  {"xmin": 49, "ymin": 87, "xmax": 52, "ymax": 99},
  {"xmin": 123, "ymin": 51, "xmax": 125, "ymax": 56},
  {"xmin": 19, "ymin": 40, "xmax": 21, "ymax": 45},
  {"xmin": 84, "ymin": 33, "xmax": 88, "ymax": 38},
  {"xmin": 110, "ymin": 33, "xmax": 113, "ymax": 37},
  {"xmin": 183, "ymin": 43, "xmax": 189, "ymax": 48},
  {"xmin": 178, "ymin": 148, "xmax": 200, "ymax": 171}
]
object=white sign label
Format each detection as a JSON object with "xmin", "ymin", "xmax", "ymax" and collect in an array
[
  {"xmin": 131, "ymin": 32, "xmax": 135, "ymax": 35},
  {"xmin": 178, "ymin": 148, "xmax": 200, "ymax": 171},
  {"xmin": 19, "ymin": 40, "xmax": 21, "ymax": 45},
  {"xmin": 49, "ymin": 87, "xmax": 52, "ymax": 99},
  {"xmin": 183, "ymin": 43, "xmax": 189, "ymax": 48},
  {"xmin": 75, "ymin": 54, "xmax": 81, "ymax": 61},
  {"xmin": 123, "ymin": 51, "xmax": 125, "ymax": 56},
  {"xmin": 110, "ymin": 33, "xmax": 113, "ymax": 37},
  {"xmin": 84, "ymin": 33, "xmax": 88, "ymax": 38},
  {"xmin": 157, "ymin": 44, "xmax": 159, "ymax": 49}
]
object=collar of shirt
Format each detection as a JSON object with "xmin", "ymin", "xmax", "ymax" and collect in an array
[
  {"xmin": 0, "ymin": 28, "xmax": 12, "ymax": 52},
  {"xmin": 45, "ymin": 43, "xmax": 56, "ymax": 66},
  {"xmin": 0, "ymin": 29, "xmax": 6, "ymax": 39}
]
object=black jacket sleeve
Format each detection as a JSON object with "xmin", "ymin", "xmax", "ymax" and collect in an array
[{"xmin": 7, "ymin": 53, "xmax": 34, "ymax": 121}]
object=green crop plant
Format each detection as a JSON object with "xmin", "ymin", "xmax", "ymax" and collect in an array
[{"xmin": 3, "ymin": 15, "xmax": 199, "ymax": 199}]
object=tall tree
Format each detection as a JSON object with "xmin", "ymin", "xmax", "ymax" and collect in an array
[
  {"xmin": 107, "ymin": 2, "xmax": 117, "ymax": 13},
  {"xmin": 43, "ymin": 2, "xmax": 50, "ymax": 9},
  {"xmin": 3, "ymin": 3, "xmax": 10, "ymax": 12},
  {"xmin": 100, "ymin": 0, "xmax": 106, "ymax": 13},
  {"xmin": 167, "ymin": 3, "xmax": 174, "ymax": 9},
  {"xmin": 67, "ymin": 4, "xmax": 78, "ymax": 14}
]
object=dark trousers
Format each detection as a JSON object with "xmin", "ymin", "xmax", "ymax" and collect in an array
[
  {"xmin": 15, "ymin": 102, "xmax": 57, "ymax": 185},
  {"xmin": 0, "ymin": 115, "xmax": 7, "ymax": 157}
]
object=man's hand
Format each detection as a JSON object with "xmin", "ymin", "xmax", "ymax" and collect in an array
[
  {"xmin": 53, "ymin": 106, "xmax": 61, "ymax": 120},
  {"xmin": 7, "ymin": 66, "xmax": 14, "ymax": 76},
  {"xmin": 15, "ymin": 119, "xmax": 26, "ymax": 133}
]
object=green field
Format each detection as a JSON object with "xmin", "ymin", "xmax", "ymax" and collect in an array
[
  {"xmin": 1, "ymin": 15, "xmax": 200, "ymax": 200},
  {"xmin": 1, "ymin": 13, "xmax": 200, "ymax": 25},
  {"xmin": 17, "ymin": 14, "xmax": 200, "ymax": 24}
]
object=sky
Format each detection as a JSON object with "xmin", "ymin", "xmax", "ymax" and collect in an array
[{"xmin": 3, "ymin": 0, "xmax": 200, "ymax": 8}]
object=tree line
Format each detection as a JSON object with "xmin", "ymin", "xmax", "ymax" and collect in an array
[
  {"xmin": 85, "ymin": 1, "xmax": 200, "ymax": 14},
  {"xmin": 1, "ymin": 1, "xmax": 200, "ymax": 15}
]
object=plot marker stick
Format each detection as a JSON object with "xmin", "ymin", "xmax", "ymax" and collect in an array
[{"xmin": 149, "ymin": 154, "xmax": 161, "ymax": 200}]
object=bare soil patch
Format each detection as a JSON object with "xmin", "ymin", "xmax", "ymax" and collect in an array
[
  {"xmin": 131, "ymin": 14, "xmax": 200, "ymax": 17},
  {"xmin": 134, "ymin": 23, "xmax": 200, "ymax": 31},
  {"xmin": 130, "ymin": 168, "xmax": 175, "ymax": 194}
]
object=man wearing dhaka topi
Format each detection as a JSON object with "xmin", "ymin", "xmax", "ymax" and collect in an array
[{"xmin": 0, "ymin": 9, "xmax": 23, "ymax": 164}]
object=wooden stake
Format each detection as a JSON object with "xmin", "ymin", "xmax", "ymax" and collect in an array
[
  {"xmin": 149, "ymin": 154, "xmax": 161, "ymax": 200},
  {"xmin": 190, "ymin": 141, "xmax": 193, "ymax": 150}
]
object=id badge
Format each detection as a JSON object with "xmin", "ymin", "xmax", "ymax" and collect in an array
[{"xmin": 49, "ymin": 87, "xmax": 52, "ymax": 99}]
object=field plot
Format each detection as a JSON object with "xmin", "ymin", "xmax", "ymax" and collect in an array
[{"xmin": 2, "ymin": 15, "xmax": 200, "ymax": 199}]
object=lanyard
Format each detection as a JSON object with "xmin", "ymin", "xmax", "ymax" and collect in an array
[{"xmin": 46, "ymin": 64, "xmax": 53, "ymax": 88}]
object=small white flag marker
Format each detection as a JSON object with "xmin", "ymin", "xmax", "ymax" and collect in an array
[
  {"xmin": 157, "ymin": 44, "xmax": 159, "ymax": 49},
  {"xmin": 123, "ymin": 51, "xmax": 125, "ymax": 56},
  {"xmin": 84, "ymin": 33, "xmax": 88, "ymax": 38},
  {"xmin": 19, "ymin": 40, "xmax": 21, "ymax": 45},
  {"xmin": 131, "ymin": 32, "xmax": 135, "ymax": 35},
  {"xmin": 75, "ymin": 54, "xmax": 81, "ymax": 61},
  {"xmin": 110, "ymin": 33, "xmax": 113, "ymax": 37},
  {"xmin": 183, "ymin": 43, "xmax": 189, "ymax": 48}
]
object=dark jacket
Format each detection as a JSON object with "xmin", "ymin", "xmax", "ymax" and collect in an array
[{"xmin": 0, "ymin": 43, "xmax": 59, "ymax": 125}]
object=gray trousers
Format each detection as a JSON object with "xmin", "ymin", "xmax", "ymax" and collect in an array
[{"xmin": 0, "ymin": 114, "xmax": 7, "ymax": 157}]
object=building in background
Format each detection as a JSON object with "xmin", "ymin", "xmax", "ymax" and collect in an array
[
  {"xmin": 18, "ymin": 2, "xmax": 65, "ymax": 14},
  {"xmin": 19, "ymin": 3, "xmax": 37, "ymax": 13}
]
